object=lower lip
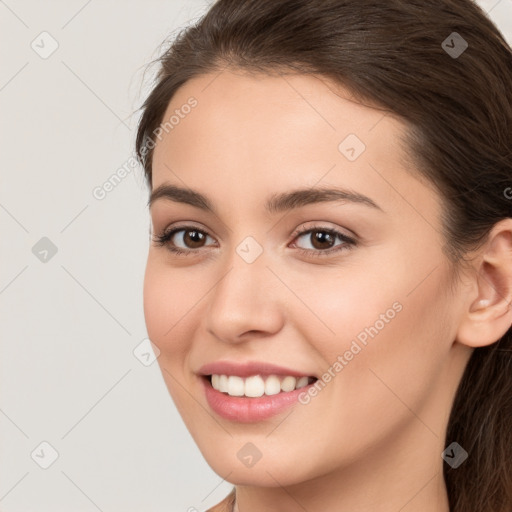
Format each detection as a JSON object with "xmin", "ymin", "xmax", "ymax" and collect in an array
[{"xmin": 201, "ymin": 376, "xmax": 316, "ymax": 423}]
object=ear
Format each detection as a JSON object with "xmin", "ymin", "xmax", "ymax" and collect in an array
[{"xmin": 456, "ymin": 218, "xmax": 512, "ymax": 348}]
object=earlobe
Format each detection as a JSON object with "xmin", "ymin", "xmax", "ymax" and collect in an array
[{"xmin": 456, "ymin": 219, "xmax": 512, "ymax": 349}]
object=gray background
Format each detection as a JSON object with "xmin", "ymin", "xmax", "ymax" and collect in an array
[{"xmin": 1, "ymin": 1, "xmax": 511, "ymax": 511}]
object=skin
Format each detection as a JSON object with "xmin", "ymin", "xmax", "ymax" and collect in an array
[{"xmin": 144, "ymin": 69, "xmax": 512, "ymax": 512}]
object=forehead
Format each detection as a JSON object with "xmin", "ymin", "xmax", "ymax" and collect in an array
[
  {"xmin": 151, "ymin": 70, "xmax": 441, "ymax": 225},
  {"xmin": 154, "ymin": 70, "xmax": 397, "ymax": 154}
]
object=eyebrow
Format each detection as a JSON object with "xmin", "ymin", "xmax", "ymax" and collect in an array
[{"xmin": 148, "ymin": 183, "xmax": 383, "ymax": 214}]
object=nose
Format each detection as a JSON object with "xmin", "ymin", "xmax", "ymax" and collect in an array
[{"xmin": 203, "ymin": 248, "xmax": 285, "ymax": 344}]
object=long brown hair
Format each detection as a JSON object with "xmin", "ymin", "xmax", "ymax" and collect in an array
[{"xmin": 134, "ymin": 1, "xmax": 512, "ymax": 510}]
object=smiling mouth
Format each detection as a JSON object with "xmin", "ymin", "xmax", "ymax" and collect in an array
[{"xmin": 204, "ymin": 374, "xmax": 318, "ymax": 398}]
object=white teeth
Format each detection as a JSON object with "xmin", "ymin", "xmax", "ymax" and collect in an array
[
  {"xmin": 210, "ymin": 374, "xmax": 314, "ymax": 397},
  {"xmin": 280, "ymin": 376, "xmax": 296, "ymax": 392},
  {"xmin": 264, "ymin": 375, "xmax": 281, "ymax": 396},
  {"xmin": 296, "ymin": 376, "xmax": 309, "ymax": 389},
  {"xmin": 244, "ymin": 375, "xmax": 265, "ymax": 397},
  {"xmin": 227, "ymin": 376, "xmax": 245, "ymax": 396},
  {"xmin": 219, "ymin": 374, "xmax": 229, "ymax": 393}
]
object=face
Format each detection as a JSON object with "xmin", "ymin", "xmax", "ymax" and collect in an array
[{"xmin": 144, "ymin": 69, "xmax": 471, "ymax": 487}]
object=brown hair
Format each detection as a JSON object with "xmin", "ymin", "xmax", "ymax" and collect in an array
[{"xmin": 135, "ymin": 1, "xmax": 512, "ymax": 510}]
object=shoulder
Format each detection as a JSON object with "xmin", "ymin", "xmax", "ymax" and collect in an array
[{"xmin": 204, "ymin": 488, "xmax": 236, "ymax": 512}]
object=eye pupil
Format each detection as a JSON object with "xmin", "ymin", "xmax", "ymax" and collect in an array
[
  {"xmin": 312, "ymin": 230, "xmax": 334, "ymax": 249},
  {"xmin": 185, "ymin": 230, "xmax": 206, "ymax": 248}
]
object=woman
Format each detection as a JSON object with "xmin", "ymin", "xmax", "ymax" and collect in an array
[{"xmin": 135, "ymin": 1, "xmax": 512, "ymax": 510}]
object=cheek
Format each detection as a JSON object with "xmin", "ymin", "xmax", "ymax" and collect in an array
[
  {"xmin": 143, "ymin": 259, "xmax": 169, "ymax": 345},
  {"xmin": 143, "ymin": 257, "xmax": 198, "ymax": 412},
  {"xmin": 315, "ymin": 242, "xmax": 452, "ymax": 367},
  {"xmin": 331, "ymin": 268, "xmax": 453, "ymax": 430},
  {"xmin": 143, "ymin": 255, "xmax": 191, "ymax": 356},
  {"xmin": 288, "ymin": 261, "xmax": 403, "ymax": 359},
  {"xmin": 308, "ymin": 257, "xmax": 453, "ymax": 429}
]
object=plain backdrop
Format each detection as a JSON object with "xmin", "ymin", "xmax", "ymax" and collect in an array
[{"xmin": 1, "ymin": 1, "xmax": 511, "ymax": 511}]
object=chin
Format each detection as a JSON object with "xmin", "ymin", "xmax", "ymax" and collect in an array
[{"xmin": 199, "ymin": 447, "xmax": 319, "ymax": 488}]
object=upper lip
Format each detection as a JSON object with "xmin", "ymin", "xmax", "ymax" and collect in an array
[{"xmin": 198, "ymin": 360, "xmax": 316, "ymax": 378}]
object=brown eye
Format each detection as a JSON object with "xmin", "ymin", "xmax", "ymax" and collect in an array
[
  {"xmin": 152, "ymin": 226, "xmax": 216, "ymax": 255},
  {"xmin": 292, "ymin": 226, "xmax": 356, "ymax": 257},
  {"xmin": 309, "ymin": 230, "xmax": 336, "ymax": 250},
  {"xmin": 180, "ymin": 229, "xmax": 207, "ymax": 249}
]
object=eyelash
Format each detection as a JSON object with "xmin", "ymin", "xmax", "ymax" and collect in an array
[{"xmin": 152, "ymin": 224, "xmax": 357, "ymax": 258}]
